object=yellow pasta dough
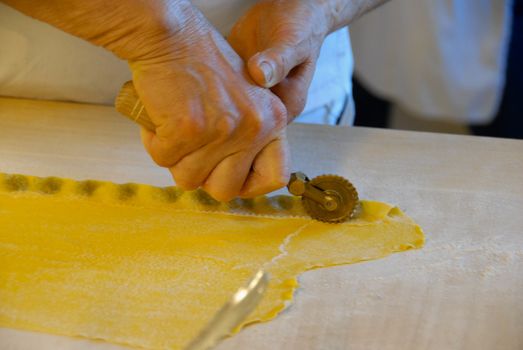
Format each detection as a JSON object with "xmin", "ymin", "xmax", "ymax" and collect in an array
[{"xmin": 0, "ymin": 173, "xmax": 424, "ymax": 349}]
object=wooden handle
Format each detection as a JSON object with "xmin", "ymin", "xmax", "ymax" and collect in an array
[{"xmin": 114, "ymin": 81, "xmax": 156, "ymax": 132}]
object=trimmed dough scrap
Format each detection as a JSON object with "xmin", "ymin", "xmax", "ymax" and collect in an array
[{"xmin": 0, "ymin": 173, "xmax": 424, "ymax": 349}]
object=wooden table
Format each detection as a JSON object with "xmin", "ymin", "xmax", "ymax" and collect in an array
[{"xmin": 1, "ymin": 97, "xmax": 522, "ymax": 350}]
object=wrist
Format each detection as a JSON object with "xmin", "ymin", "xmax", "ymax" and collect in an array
[
  {"xmin": 316, "ymin": 0, "xmax": 344, "ymax": 33},
  {"xmin": 319, "ymin": 0, "xmax": 390, "ymax": 33},
  {"xmin": 105, "ymin": 0, "xmax": 207, "ymax": 63}
]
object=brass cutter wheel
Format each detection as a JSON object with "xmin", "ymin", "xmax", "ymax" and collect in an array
[{"xmin": 287, "ymin": 172, "xmax": 358, "ymax": 223}]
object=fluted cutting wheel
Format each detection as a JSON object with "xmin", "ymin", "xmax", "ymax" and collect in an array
[{"xmin": 302, "ymin": 174, "xmax": 359, "ymax": 223}]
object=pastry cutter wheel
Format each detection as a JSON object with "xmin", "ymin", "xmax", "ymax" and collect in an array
[
  {"xmin": 115, "ymin": 81, "xmax": 359, "ymax": 223},
  {"xmin": 114, "ymin": 82, "xmax": 357, "ymax": 347}
]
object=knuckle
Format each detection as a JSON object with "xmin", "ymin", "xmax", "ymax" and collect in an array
[
  {"xmin": 272, "ymin": 100, "xmax": 288, "ymax": 127},
  {"xmin": 242, "ymin": 101, "xmax": 287, "ymax": 142},
  {"xmin": 216, "ymin": 115, "xmax": 237, "ymax": 140},
  {"xmin": 290, "ymin": 96, "xmax": 307, "ymax": 118},
  {"xmin": 182, "ymin": 119, "xmax": 205, "ymax": 138},
  {"xmin": 245, "ymin": 112, "xmax": 264, "ymax": 138},
  {"xmin": 235, "ymin": 102, "xmax": 263, "ymax": 141},
  {"xmin": 150, "ymin": 150, "xmax": 176, "ymax": 168},
  {"xmin": 202, "ymin": 185, "xmax": 237, "ymax": 203},
  {"xmin": 174, "ymin": 177, "xmax": 201, "ymax": 191},
  {"xmin": 146, "ymin": 133, "xmax": 180, "ymax": 168},
  {"xmin": 170, "ymin": 168, "xmax": 202, "ymax": 191}
]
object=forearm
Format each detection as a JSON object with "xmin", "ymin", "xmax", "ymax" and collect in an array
[
  {"xmin": 319, "ymin": 0, "xmax": 390, "ymax": 33},
  {"xmin": 1, "ymin": 0, "xmax": 203, "ymax": 61}
]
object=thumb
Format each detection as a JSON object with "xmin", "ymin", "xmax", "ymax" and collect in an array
[
  {"xmin": 239, "ymin": 133, "xmax": 291, "ymax": 198},
  {"xmin": 248, "ymin": 45, "xmax": 308, "ymax": 88}
]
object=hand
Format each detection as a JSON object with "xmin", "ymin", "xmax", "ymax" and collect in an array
[
  {"xmin": 3, "ymin": 0, "xmax": 388, "ymax": 202},
  {"xmin": 129, "ymin": 3, "xmax": 291, "ymax": 201},
  {"xmin": 228, "ymin": 0, "xmax": 332, "ymax": 121}
]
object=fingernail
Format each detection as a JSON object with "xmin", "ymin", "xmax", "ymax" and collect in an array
[{"xmin": 259, "ymin": 61, "xmax": 274, "ymax": 86}]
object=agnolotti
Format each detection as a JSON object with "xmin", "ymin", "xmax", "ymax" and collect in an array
[{"xmin": 0, "ymin": 173, "xmax": 424, "ymax": 349}]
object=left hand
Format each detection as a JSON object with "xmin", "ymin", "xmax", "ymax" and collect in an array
[{"xmin": 228, "ymin": 0, "xmax": 332, "ymax": 121}]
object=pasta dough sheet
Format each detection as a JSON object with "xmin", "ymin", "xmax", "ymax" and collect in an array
[{"xmin": 0, "ymin": 173, "xmax": 424, "ymax": 349}]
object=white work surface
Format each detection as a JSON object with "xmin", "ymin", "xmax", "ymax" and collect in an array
[{"xmin": 0, "ymin": 97, "xmax": 522, "ymax": 350}]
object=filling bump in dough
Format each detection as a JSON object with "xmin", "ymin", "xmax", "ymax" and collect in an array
[{"xmin": 0, "ymin": 173, "xmax": 424, "ymax": 349}]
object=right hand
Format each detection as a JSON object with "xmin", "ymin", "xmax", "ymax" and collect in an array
[{"xmin": 128, "ymin": 2, "xmax": 291, "ymax": 201}]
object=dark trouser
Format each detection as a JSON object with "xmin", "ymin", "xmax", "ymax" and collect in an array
[
  {"xmin": 470, "ymin": 0, "xmax": 523, "ymax": 139},
  {"xmin": 353, "ymin": 0, "xmax": 522, "ymax": 139},
  {"xmin": 352, "ymin": 77, "xmax": 391, "ymax": 128}
]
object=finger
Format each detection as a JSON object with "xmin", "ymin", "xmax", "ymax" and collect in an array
[
  {"xmin": 239, "ymin": 135, "xmax": 291, "ymax": 198},
  {"xmin": 248, "ymin": 44, "xmax": 309, "ymax": 88},
  {"xmin": 140, "ymin": 127, "xmax": 181, "ymax": 168},
  {"xmin": 227, "ymin": 24, "xmax": 257, "ymax": 61},
  {"xmin": 140, "ymin": 127, "xmax": 155, "ymax": 155},
  {"xmin": 270, "ymin": 60, "xmax": 316, "ymax": 121},
  {"xmin": 140, "ymin": 123, "xmax": 209, "ymax": 169},
  {"xmin": 202, "ymin": 151, "xmax": 257, "ymax": 202},
  {"xmin": 140, "ymin": 128, "xmax": 182, "ymax": 168},
  {"xmin": 167, "ymin": 140, "xmax": 229, "ymax": 191}
]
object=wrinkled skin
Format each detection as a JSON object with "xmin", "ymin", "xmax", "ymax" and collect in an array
[
  {"xmin": 130, "ymin": 6, "xmax": 291, "ymax": 201},
  {"xmin": 3, "ymin": 0, "xmax": 386, "ymax": 201},
  {"xmin": 228, "ymin": 0, "xmax": 332, "ymax": 121}
]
